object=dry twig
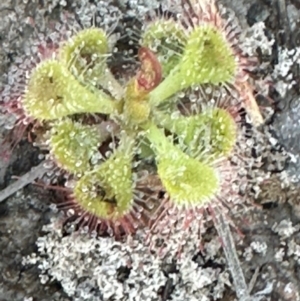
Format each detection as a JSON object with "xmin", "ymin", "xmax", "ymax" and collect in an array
[
  {"xmin": 0, "ymin": 161, "xmax": 49, "ymax": 202},
  {"xmin": 214, "ymin": 205, "xmax": 251, "ymax": 301}
]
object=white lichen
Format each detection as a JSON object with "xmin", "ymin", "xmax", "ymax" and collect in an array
[
  {"xmin": 250, "ymin": 241, "xmax": 268, "ymax": 256},
  {"xmin": 272, "ymin": 219, "xmax": 296, "ymax": 239},
  {"xmin": 273, "ymin": 47, "xmax": 300, "ymax": 97},
  {"xmin": 23, "ymin": 216, "xmax": 231, "ymax": 301},
  {"xmin": 240, "ymin": 22, "xmax": 274, "ymax": 57}
]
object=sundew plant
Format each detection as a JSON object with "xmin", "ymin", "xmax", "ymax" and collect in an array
[
  {"xmin": 4, "ymin": 0, "xmax": 257, "ymax": 248},
  {"xmin": 0, "ymin": 1, "xmax": 268, "ymax": 300}
]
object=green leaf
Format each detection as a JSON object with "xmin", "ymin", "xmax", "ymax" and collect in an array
[
  {"xmin": 155, "ymin": 107, "xmax": 237, "ymax": 160},
  {"xmin": 49, "ymin": 118, "xmax": 102, "ymax": 173},
  {"xmin": 144, "ymin": 122, "xmax": 219, "ymax": 207},
  {"xmin": 73, "ymin": 134, "xmax": 135, "ymax": 220},
  {"xmin": 150, "ymin": 24, "xmax": 237, "ymax": 105},
  {"xmin": 141, "ymin": 19, "xmax": 187, "ymax": 77},
  {"xmin": 23, "ymin": 60, "xmax": 116, "ymax": 120},
  {"xmin": 59, "ymin": 28, "xmax": 109, "ymax": 86}
]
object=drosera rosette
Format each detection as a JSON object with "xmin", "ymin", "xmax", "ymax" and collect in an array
[
  {"xmin": 2, "ymin": 2, "xmax": 269, "ymax": 300},
  {"xmin": 2, "ymin": 0, "xmax": 261, "ymax": 248}
]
